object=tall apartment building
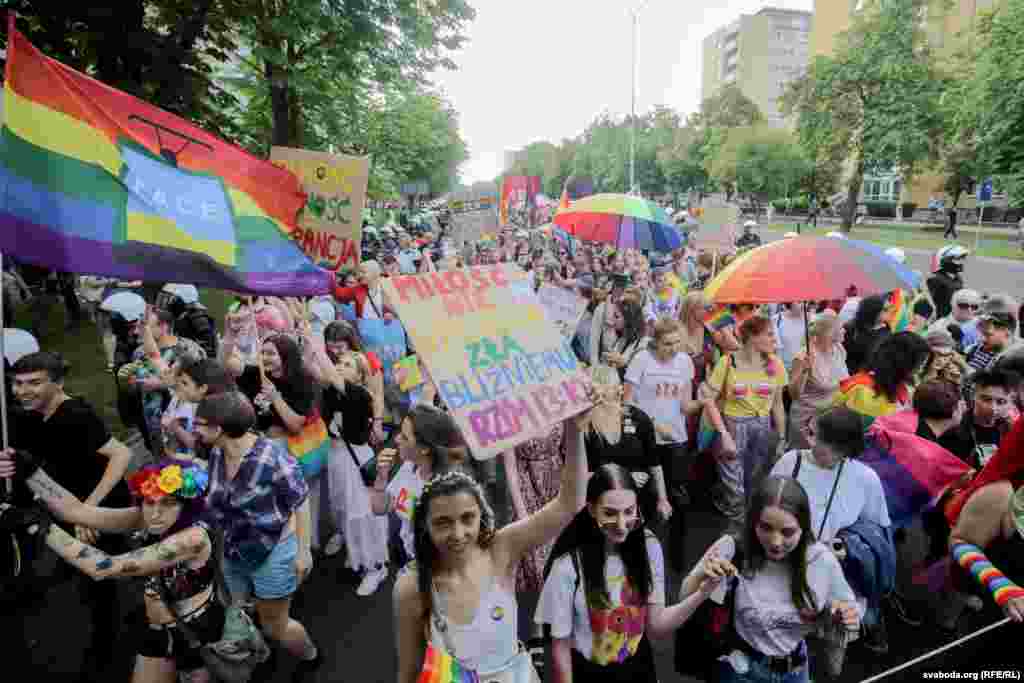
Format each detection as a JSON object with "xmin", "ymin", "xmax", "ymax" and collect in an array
[
  {"xmin": 809, "ymin": 0, "xmax": 1005, "ymax": 208},
  {"xmin": 701, "ymin": 7, "xmax": 813, "ymax": 128}
]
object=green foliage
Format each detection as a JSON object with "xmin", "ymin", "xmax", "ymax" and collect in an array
[
  {"xmin": 945, "ymin": 0, "xmax": 1024, "ymax": 204},
  {"xmin": 706, "ymin": 125, "xmax": 813, "ymax": 206},
  {"xmin": 783, "ymin": 0, "xmax": 945, "ymax": 230}
]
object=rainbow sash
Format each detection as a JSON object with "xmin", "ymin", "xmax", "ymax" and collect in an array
[
  {"xmin": 417, "ymin": 643, "xmax": 478, "ymax": 683},
  {"xmin": 286, "ymin": 412, "xmax": 330, "ymax": 481}
]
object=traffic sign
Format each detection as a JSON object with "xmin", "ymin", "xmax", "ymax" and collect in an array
[{"xmin": 977, "ymin": 178, "xmax": 993, "ymax": 203}]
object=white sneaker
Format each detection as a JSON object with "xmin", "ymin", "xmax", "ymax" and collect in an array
[
  {"xmin": 356, "ymin": 567, "xmax": 388, "ymax": 596},
  {"xmin": 323, "ymin": 533, "xmax": 344, "ymax": 558}
]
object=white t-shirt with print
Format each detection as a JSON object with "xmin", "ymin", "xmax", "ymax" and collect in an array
[
  {"xmin": 770, "ymin": 451, "xmax": 891, "ymax": 541},
  {"xmin": 386, "ymin": 461, "xmax": 424, "ymax": 559},
  {"xmin": 685, "ymin": 535, "xmax": 860, "ymax": 659},
  {"xmin": 535, "ymin": 533, "xmax": 665, "ymax": 665},
  {"xmin": 625, "ymin": 350, "xmax": 695, "ymax": 445}
]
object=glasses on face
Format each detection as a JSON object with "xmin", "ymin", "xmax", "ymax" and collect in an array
[{"xmin": 958, "ymin": 303, "xmax": 980, "ymax": 311}]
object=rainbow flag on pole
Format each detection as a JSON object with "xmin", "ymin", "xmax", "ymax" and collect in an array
[
  {"xmin": 0, "ymin": 20, "xmax": 331, "ymax": 295},
  {"xmin": 885, "ymin": 289, "xmax": 911, "ymax": 333}
]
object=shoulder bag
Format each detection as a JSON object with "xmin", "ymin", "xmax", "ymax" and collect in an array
[
  {"xmin": 156, "ymin": 528, "xmax": 269, "ymax": 683},
  {"xmin": 674, "ymin": 538, "xmax": 744, "ymax": 680},
  {"xmin": 341, "ymin": 437, "xmax": 378, "ymax": 488}
]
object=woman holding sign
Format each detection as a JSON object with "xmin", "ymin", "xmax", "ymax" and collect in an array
[{"xmin": 393, "ymin": 405, "xmax": 590, "ymax": 683}]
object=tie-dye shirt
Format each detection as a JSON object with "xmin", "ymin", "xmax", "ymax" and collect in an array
[{"xmin": 535, "ymin": 532, "xmax": 665, "ymax": 665}]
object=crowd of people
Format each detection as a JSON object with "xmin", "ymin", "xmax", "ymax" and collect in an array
[{"xmin": 1, "ymin": 218, "xmax": 1024, "ymax": 683}]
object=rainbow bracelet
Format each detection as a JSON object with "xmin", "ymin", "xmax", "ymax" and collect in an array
[{"xmin": 952, "ymin": 542, "xmax": 1024, "ymax": 607}]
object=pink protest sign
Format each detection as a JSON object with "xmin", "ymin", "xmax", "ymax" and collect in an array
[{"xmin": 381, "ymin": 263, "xmax": 592, "ymax": 459}]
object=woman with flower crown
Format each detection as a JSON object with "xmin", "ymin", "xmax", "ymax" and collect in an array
[{"xmin": 0, "ymin": 450, "xmax": 221, "ymax": 683}]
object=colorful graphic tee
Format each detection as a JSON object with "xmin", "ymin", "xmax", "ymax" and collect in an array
[{"xmin": 535, "ymin": 533, "xmax": 665, "ymax": 665}]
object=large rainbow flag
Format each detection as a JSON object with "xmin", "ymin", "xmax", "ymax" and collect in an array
[
  {"xmin": 0, "ymin": 21, "xmax": 331, "ymax": 295},
  {"xmin": 862, "ymin": 410, "xmax": 971, "ymax": 529}
]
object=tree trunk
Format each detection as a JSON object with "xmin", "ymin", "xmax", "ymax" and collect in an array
[
  {"xmin": 842, "ymin": 150, "xmax": 864, "ymax": 232},
  {"xmin": 152, "ymin": 0, "xmax": 216, "ymax": 115},
  {"xmin": 267, "ymin": 60, "xmax": 291, "ymax": 148}
]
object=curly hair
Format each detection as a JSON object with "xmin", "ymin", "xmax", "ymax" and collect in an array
[{"xmin": 412, "ymin": 469, "xmax": 496, "ymax": 617}]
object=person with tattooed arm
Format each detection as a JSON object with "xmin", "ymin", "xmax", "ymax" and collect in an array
[
  {"xmin": 0, "ymin": 449, "xmax": 221, "ymax": 683},
  {"xmin": 9, "ymin": 351, "xmax": 135, "ymax": 678}
]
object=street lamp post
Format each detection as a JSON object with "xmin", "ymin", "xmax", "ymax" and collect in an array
[{"xmin": 630, "ymin": 0, "xmax": 652, "ymax": 195}]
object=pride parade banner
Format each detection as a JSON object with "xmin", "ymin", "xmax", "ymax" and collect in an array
[
  {"xmin": 382, "ymin": 263, "xmax": 592, "ymax": 459},
  {"xmin": 270, "ymin": 147, "xmax": 369, "ymax": 272},
  {"xmin": 0, "ymin": 21, "xmax": 330, "ymax": 295}
]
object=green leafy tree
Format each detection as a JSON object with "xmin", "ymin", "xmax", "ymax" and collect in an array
[
  {"xmin": 783, "ymin": 0, "xmax": 945, "ymax": 230},
  {"xmin": 945, "ymin": 0, "xmax": 1024, "ymax": 204},
  {"xmin": 708, "ymin": 126, "xmax": 813, "ymax": 212}
]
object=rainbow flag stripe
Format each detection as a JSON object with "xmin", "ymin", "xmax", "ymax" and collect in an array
[
  {"xmin": 0, "ymin": 21, "xmax": 331, "ymax": 295},
  {"xmin": 704, "ymin": 305, "xmax": 735, "ymax": 331},
  {"xmin": 885, "ymin": 289, "xmax": 911, "ymax": 333},
  {"xmin": 287, "ymin": 413, "xmax": 331, "ymax": 481},
  {"xmin": 417, "ymin": 644, "xmax": 479, "ymax": 683},
  {"xmin": 832, "ymin": 372, "xmax": 907, "ymax": 429},
  {"xmin": 862, "ymin": 410, "xmax": 971, "ymax": 529}
]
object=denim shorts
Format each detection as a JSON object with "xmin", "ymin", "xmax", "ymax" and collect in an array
[{"xmin": 223, "ymin": 534, "xmax": 298, "ymax": 600}]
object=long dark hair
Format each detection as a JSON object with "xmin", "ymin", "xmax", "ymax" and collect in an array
[
  {"xmin": 543, "ymin": 464, "xmax": 654, "ymax": 607},
  {"xmin": 412, "ymin": 470, "xmax": 496, "ymax": 617},
  {"xmin": 405, "ymin": 405, "xmax": 469, "ymax": 472},
  {"xmin": 867, "ymin": 331, "xmax": 930, "ymax": 402},
  {"xmin": 744, "ymin": 476, "xmax": 816, "ymax": 612},
  {"xmin": 852, "ymin": 295, "xmax": 887, "ymax": 335},
  {"xmin": 264, "ymin": 334, "xmax": 315, "ymax": 396}
]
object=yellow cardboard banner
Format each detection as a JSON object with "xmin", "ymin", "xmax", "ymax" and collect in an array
[
  {"xmin": 382, "ymin": 263, "xmax": 592, "ymax": 460},
  {"xmin": 270, "ymin": 147, "xmax": 369, "ymax": 272}
]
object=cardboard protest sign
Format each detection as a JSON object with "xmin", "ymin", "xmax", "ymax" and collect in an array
[
  {"xmin": 382, "ymin": 264, "xmax": 592, "ymax": 459},
  {"xmin": 536, "ymin": 284, "xmax": 586, "ymax": 334},
  {"xmin": 692, "ymin": 200, "xmax": 740, "ymax": 252},
  {"xmin": 395, "ymin": 355, "xmax": 424, "ymax": 392},
  {"xmin": 271, "ymin": 147, "xmax": 369, "ymax": 272},
  {"xmin": 356, "ymin": 319, "xmax": 407, "ymax": 384},
  {"xmin": 449, "ymin": 187, "xmax": 499, "ymax": 248}
]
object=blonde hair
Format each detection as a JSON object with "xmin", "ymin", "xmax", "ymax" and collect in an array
[
  {"xmin": 808, "ymin": 311, "xmax": 839, "ymax": 341},
  {"xmin": 679, "ymin": 292, "xmax": 709, "ymax": 324}
]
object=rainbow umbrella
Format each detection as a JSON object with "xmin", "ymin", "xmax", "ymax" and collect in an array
[
  {"xmin": 553, "ymin": 193, "xmax": 682, "ymax": 252},
  {"xmin": 703, "ymin": 235, "xmax": 921, "ymax": 304}
]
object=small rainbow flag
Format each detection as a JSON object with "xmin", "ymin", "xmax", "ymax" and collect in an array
[
  {"xmin": 885, "ymin": 289, "xmax": 911, "ymax": 332},
  {"xmin": 831, "ymin": 372, "xmax": 908, "ymax": 429},
  {"xmin": 0, "ymin": 21, "xmax": 330, "ymax": 295},
  {"xmin": 287, "ymin": 413, "xmax": 331, "ymax": 481},
  {"xmin": 704, "ymin": 305, "xmax": 735, "ymax": 331},
  {"xmin": 417, "ymin": 643, "xmax": 479, "ymax": 683}
]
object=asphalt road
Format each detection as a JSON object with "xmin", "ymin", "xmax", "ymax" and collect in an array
[
  {"xmin": 12, "ymin": 464, "xmax": 1023, "ymax": 683},
  {"xmin": 763, "ymin": 229, "xmax": 1024, "ymax": 301}
]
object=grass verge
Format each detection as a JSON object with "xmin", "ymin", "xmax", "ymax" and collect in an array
[
  {"xmin": 6, "ymin": 288, "xmax": 233, "ymax": 441},
  {"xmin": 768, "ymin": 222, "xmax": 1024, "ymax": 260}
]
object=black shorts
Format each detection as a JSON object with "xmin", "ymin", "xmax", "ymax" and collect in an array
[{"xmin": 135, "ymin": 598, "xmax": 225, "ymax": 672}]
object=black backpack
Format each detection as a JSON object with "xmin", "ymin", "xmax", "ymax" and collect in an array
[{"xmin": 176, "ymin": 307, "xmax": 218, "ymax": 359}]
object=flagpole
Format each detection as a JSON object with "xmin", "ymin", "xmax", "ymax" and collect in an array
[{"xmin": 0, "ymin": 250, "xmax": 11, "ymax": 495}]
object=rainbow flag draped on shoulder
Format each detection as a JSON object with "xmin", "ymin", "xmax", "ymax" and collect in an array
[
  {"xmin": 832, "ymin": 372, "xmax": 908, "ymax": 429},
  {"xmin": 0, "ymin": 21, "xmax": 331, "ymax": 295},
  {"xmin": 861, "ymin": 410, "xmax": 971, "ymax": 529}
]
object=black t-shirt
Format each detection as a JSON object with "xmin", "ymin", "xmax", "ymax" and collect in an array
[
  {"xmin": 321, "ymin": 382, "xmax": 373, "ymax": 446},
  {"xmin": 237, "ymin": 365, "xmax": 316, "ymax": 433},
  {"xmin": 583, "ymin": 405, "xmax": 659, "ymax": 473},
  {"xmin": 11, "ymin": 397, "xmax": 130, "ymax": 506},
  {"xmin": 938, "ymin": 414, "xmax": 1007, "ymax": 468}
]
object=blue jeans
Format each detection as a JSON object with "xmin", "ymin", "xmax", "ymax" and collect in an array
[
  {"xmin": 223, "ymin": 534, "xmax": 299, "ymax": 600},
  {"xmin": 715, "ymin": 643, "xmax": 809, "ymax": 683}
]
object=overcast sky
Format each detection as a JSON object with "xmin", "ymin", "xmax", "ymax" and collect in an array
[{"xmin": 432, "ymin": 0, "xmax": 813, "ymax": 184}]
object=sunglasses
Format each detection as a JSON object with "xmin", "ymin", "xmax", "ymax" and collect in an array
[{"xmin": 957, "ymin": 303, "xmax": 980, "ymax": 311}]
